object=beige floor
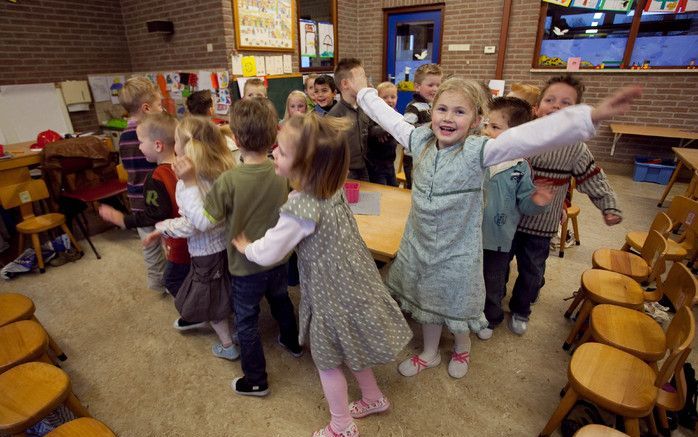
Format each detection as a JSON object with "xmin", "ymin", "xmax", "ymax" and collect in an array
[{"xmin": 2, "ymin": 173, "xmax": 696, "ymax": 437}]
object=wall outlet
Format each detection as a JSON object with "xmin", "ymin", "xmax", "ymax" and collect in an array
[
  {"xmin": 484, "ymin": 46, "xmax": 496, "ymax": 54},
  {"xmin": 448, "ymin": 44, "xmax": 470, "ymax": 51},
  {"xmin": 206, "ymin": 43, "xmax": 213, "ymax": 52}
]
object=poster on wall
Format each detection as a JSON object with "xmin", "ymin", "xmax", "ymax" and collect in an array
[
  {"xmin": 233, "ymin": 0, "xmax": 295, "ymax": 51},
  {"xmin": 644, "ymin": 0, "xmax": 680, "ymax": 11},
  {"xmin": 599, "ymin": 0, "xmax": 635, "ymax": 11},
  {"xmin": 317, "ymin": 22, "xmax": 334, "ymax": 58},
  {"xmin": 300, "ymin": 19, "xmax": 317, "ymax": 57},
  {"xmin": 680, "ymin": 0, "xmax": 698, "ymax": 11},
  {"xmin": 543, "ymin": 0, "xmax": 573, "ymax": 6},
  {"xmin": 571, "ymin": 0, "xmax": 602, "ymax": 8}
]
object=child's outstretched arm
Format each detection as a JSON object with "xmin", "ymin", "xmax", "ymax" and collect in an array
[
  {"xmin": 350, "ymin": 69, "xmax": 414, "ymax": 149},
  {"xmin": 483, "ymin": 86, "xmax": 642, "ymax": 167},
  {"xmin": 232, "ymin": 213, "xmax": 315, "ymax": 266}
]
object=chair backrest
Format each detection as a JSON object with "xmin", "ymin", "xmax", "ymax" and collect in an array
[
  {"xmin": 0, "ymin": 179, "xmax": 49, "ymax": 220},
  {"xmin": 649, "ymin": 212, "xmax": 673, "ymax": 237},
  {"xmin": 656, "ymin": 307, "xmax": 695, "ymax": 402},
  {"xmin": 641, "ymin": 230, "xmax": 668, "ymax": 281},
  {"xmin": 657, "ymin": 262, "xmax": 698, "ymax": 310},
  {"xmin": 666, "ymin": 196, "xmax": 698, "ymax": 231}
]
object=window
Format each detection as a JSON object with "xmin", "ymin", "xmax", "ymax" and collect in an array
[{"xmin": 534, "ymin": 1, "xmax": 698, "ymax": 69}]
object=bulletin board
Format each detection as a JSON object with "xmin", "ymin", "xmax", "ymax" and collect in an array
[{"xmin": 0, "ymin": 83, "xmax": 74, "ymax": 143}]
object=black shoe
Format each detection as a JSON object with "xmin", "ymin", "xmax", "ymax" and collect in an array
[
  {"xmin": 232, "ymin": 377, "xmax": 269, "ymax": 397},
  {"xmin": 277, "ymin": 335, "xmax": 304, "ymax": 358},
  {"xmin": 172, "ymin": 318, "xmax": 208, "ymax": 331}
]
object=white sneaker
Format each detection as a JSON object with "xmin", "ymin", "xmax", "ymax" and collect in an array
[
  {"xmin": 398, "ymin": 353, "xmax": 441, "ymax": 377},
  {"xmin": 508, "ymin": 314, "xmax": 528, "ymax": 336},
  {"xmin": 476, "ymin": 327, "xmax": 493, "ymax": 341},
  {"xmin": 447, "ymin": 350, "xmax": 471, "ymax": 379}
]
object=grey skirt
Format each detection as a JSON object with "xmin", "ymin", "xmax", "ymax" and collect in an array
[{"xmin": 175, "ymin": 250, "xmax": 231, "ymax": 323}]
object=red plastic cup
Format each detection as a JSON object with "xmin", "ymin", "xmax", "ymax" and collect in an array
[{"xmin": 344, "ymin": 182, "xmax": 360, "ymax": 204}]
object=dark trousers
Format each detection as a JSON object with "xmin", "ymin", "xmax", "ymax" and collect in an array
[
  {"xmin": 231, "ymin": 263, "xmax": 300, "ymax": 386},
  {"xmin": 403, "ymin": 155, "xmax": 413, "ymax": 189},
  {"xmin": 348, "ymin": 167, "xmax": 370, "ymax": 182},
  {"xmin": 164, "ymin": 261, "xmax": 190, "ymax": 297},
  {"xmin": 508, "ymin": 232, "xmax": 551, "ymax": 320},
  {"xmin": 367, "ymin": 160, "xmax": 398, "ymax": 187},
  {"xmin": 483, "ymin": 249, "xmax": 511, "ymax": 327}
]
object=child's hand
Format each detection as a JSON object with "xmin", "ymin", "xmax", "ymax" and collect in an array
[
  {"xmin": 142, "ymin": 230, "xmax": 162, "ymax": 247},
  {"xmin": 232, "ymin": 233, "xmax": 251, "ymax": 254},
  {"xmin": 604, "ymin": 213, "xmax": 622, "ymax": 226},
  {"xmin": 98, "ymin": 204, "xmax": 126, "ymax": 229},
  {"xmin": 348, "ymin": 67, "xmax": 369, "ymax": 96},
  {"xmin": 591, "ymin": 86, "xmax": 642, "ymax": 123},
  {"xmin": 173, "ymin": 156, "xmax": 197, "ymax": 187},
  {"xmin": 531, "ymin": 181, "xmax": 554, "ymax": 206}
]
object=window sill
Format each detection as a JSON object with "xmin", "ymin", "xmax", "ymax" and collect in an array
[{"xmin": 530, "ymin": 68, "xmax": 698, "ymax": 74}]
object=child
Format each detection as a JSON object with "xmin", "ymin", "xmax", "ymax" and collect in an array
[
  {"xmin": 328, "ymin": 58, "xmax": 371, "ymax": 181},
  {"xmin": 283, "ymin": 90, "xmax": 308, "ymax": 121},
  {"xmin": 117, "ymin": 76, "xmax": 166, "ymax": 292},
  {"xmin": 99, "ymin": 113, "xmax": 192, "ymax": 300},
  {"xmin": 402, "ymin": 63, "xmax": 443, "ymax": 189},
  {"xmin": 508, "ymin": 75, "xmax": 623, "ymax": 336},
  {"xmin": 366, "ymin": 82, "xmax": 399, "ymax": 186},
  {"xmin": 313, "ymin": 74, "xmax": 338, "ymax": 116},
  {"xmin": 304, "ymin": 73, "xmax": 318, "ymax": 110},
  {"xmin": 143, "ymin": 116, "xmax": 239, "ymax": 359},
  {"xmin": 243, "ymin": 78, "xmax": 267, "ymax": 99},
  {"xmin": 350, "ymin": 68, "xmax": 640, "ymax": 379},
  {"xmin": 186, "ymin": 90, "xmax": 213, "ymax": 116},
  {"xmin": 232, "ymin": 113, "xmax": 412, "ymax": 437},
  {"xmin": 477, "ymin": 97, "xmax": 552, "ymax": 341},
  {"xmin": 507, "ymin": 83, "xmax": 541, "ymax": 107},
  {"xmin": 175, "ymin": 99, "xmax": 302, "ymax": 397}
]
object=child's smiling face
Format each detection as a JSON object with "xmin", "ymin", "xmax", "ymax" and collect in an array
[
  {"xmin": 430, "ymin": 90, "xmax": 480, "ymax": 148},
  {"xmin": 288, "ymin": 96, "xmax": 307, "ymax": 117},
  {"xmin": 482, "ymin": 109, "xmax": 509, "ymax": 139},
  {"xmin": 314, "ymin": 84, "xmax": 335, "ymax": 107}
]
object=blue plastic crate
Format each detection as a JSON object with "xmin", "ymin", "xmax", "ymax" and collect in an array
[{"xmin": 633, "ymin": 157, "xmax": 676, "ymax": 185}]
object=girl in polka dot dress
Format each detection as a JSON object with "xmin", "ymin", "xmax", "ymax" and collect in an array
[{"xmin": 233, "ymin": 114, "xmax": 412, "ymax": 437}]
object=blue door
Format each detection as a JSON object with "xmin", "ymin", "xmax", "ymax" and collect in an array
[{"xmin": 385, "ymin": 9, "xmax": 443, "ymax": 114}]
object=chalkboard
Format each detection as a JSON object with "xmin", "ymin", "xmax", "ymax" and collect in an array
[{"xmin": 230, "ymin": 75, "xmax": 304, "ymax": 118}]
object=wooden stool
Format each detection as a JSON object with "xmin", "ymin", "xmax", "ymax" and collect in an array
[
  {"xmin": 622, "ymin": 212, "xmax": 687, "ymax": 261},
  {"xmin": 46, "ymin": 418, "xmax": 116, "ymax": 437},
  {"xmin": 0, "ymin": 362, "xmax": 91, "ymax": 435},
  {"xmin": 573, "ymin": 424, "xmax": 630, "ymax": 437},
  {"xmin": 559, "ymin": 179, "xmax": 581, "ymax": 258},
  {"xmin": 592, "ymin": 230, "xmax": 667, "ymax": 283},
  {"xmin": 0, "ymin": 320, "xmax": 53, "ymax": 373},
  {"xmin": 0, "ymin": 293, "xmax": 67, "ymax": 361}
]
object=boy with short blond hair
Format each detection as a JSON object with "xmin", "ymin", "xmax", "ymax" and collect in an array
[
  {"xmin": 243, "ymin": 78, "xmax": 267, "ymax": 99},
  {"xmin": 402, "ymin": 63, "xmax": 443, "ymax": 188},
  {"xmin": 328, "ymin": 58, "xmax": 371, "ymax": 180},
  {"xmin": 117, "ymin": 76, "xmax": 167, "ymax": 292},
  {"xmin": 367, "ymin": 82, "xmax": 399, "ymax": 186}
]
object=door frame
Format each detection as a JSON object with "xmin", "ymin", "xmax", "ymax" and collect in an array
[{"xmin": 382, "ymin": 3, "xmax": 446, "ymax": 83}]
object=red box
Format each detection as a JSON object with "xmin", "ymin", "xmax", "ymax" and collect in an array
[{"xmin": 344, "ymin": 182, "xmax": 360, "ymax": 203}]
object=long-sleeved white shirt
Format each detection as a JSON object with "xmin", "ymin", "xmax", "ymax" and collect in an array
[{"xmin": 356, "ymin": 87, "xmax": 596, "ymax": 167}]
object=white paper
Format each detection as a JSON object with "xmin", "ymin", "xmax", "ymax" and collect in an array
[
  {"xmin": 283, "ymin": 55, "xmax": 293, "ymax": 73},
  {"xmin": 488, "ymin": 79, "xmax": 505, "ymax": 98},
  {"xmin": 317, "ymin": 22, "xmax": 334, "ymax": 58},
  {"xmin": 87, "ymin": 76, "xmax": 111, "ymax": 102},
  {"xmin": 198, "ymin": 70, "xmax": 213, "ymax": 91},
  {"xmin": 266, "ymin": 55, "xmax": 284, "ymax": 75},
  {"xmin": 300, "ymin": 19, "xmax": 317, "ymax": 57},
  {"xmin": 255, "ymin": 56, "xmax": 267, "ymax": 76},
  {"xmin": 67, "ymin": 103, "xmax": 90, "ymax": 112},
  {"xmin": 231, "ymin": 54, "xmax": 244, "ymax": 76}
]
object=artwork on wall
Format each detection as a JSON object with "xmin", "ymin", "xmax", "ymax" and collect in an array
[
  {"xmin": 644, "ymin": 0, "xmax": 680, "ymax": 12},
  {"xmin": 543, "ymin": 0, "xmax": 573, "ymax": 6},
  {"xmin": 233, "ymin": 0, "xmax": 295, "ymax": 51},
  {"xmin": 300, "ymin": 19, "xmax": 317, "ymax": 57},
  {"xmin": 317, "ymin": 22, "xmax": 334, "ymax": 58}
]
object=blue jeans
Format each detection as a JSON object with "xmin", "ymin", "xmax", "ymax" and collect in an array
[
  {"xmin": 508, "ymin": 232, "xmax": 551, "ymax": 320},
  {"xmin": 231, "ymin": 263, "xmax": 299, "ymax": 386},
  {"xmin": 164, "ymin": 261, "xmax": 190, "ymax": 297},
  {"xmin": 348, "ymin": 167, "xmax": 370, "ymax": 182},
  {"xmin": 367, "ymin": 160, "xmax": 398, "ymax": 187},
  {"xmin": 483, "ymin": 249, "xmax": 511, "ymax": 327}
]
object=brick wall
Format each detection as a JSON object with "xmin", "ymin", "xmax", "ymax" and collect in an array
[
  {"xmin": 0, "ymin": 0, "xmax": 132, "ymax": 132},
  {"xmin": 344, "ymin": 0, "xmax": 698, "ymax": 172}
]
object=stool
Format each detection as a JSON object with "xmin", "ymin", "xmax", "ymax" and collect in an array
[
  {"xmin": 46, "ymin": 418, "xmax": 116, "ymax": 437},
  {"xmin": 0, "ymin": 320, "xmax": 53, "ymax": 373}
]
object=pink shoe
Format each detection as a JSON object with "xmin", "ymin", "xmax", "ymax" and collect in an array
[
  {"xmin": 349, "ymin": 396, "xmax": 390, "ymax": 418},
  {"xmin": 311, "ymin": 422, "xmax": 359, "ymax": 437},
  {"xmin": 398, "ymin": 354, "xmax": 441, "ymax": 377}
]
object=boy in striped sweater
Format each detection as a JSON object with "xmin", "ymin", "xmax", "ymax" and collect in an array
[{"xmin": 508, "ymin": 75, "xmax": 622, "ymax": 336}]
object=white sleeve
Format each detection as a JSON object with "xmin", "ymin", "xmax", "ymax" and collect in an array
[
  {"xmin": 244, "ymin": 213, "xmax": 316, "ymax": 266},
  {"xmin": 357, "ymin": 87, "xmax": 414, "ymax": 149},
  {"xmin": 156, "ymin": 216, "xmax": 198, "ymax": 239},
  {"xmin": 482, "ymin": 104, "xmax": 596, "ymax": 167},
  {"xmin": 177, "ymin": 184, "xmax": 215, "ymax": 232}
]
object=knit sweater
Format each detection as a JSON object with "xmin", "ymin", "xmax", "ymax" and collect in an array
[{"xmin": 517, "ymin": 142, "xmax": 621, "ymax": 238}]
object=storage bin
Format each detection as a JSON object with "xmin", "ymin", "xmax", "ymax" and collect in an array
[
  {"xmin": 633, "ymin": 157, "xmax": 676, "ymax": 185},
  {"xmin": 344, "ymin": 182, "xmax": 360, "ymax": 203}
]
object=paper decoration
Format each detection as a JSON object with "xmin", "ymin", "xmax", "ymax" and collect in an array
[
  {"xmin": 681, "ymin": 0, "xmax": 698, "ymax": 11},
  {"xmin": 170, "ymin": 89, "xmax": 183, "ymax": 102},
  {"xmin": 256, "ymin": 56, "xmax": 267, "ymax": 76},
  {"xmin": 566, "ymin": 57, "xmax": 582, "ymax": 71},
  {"xmin": 571, "ymin": 0, "xmax": 602, "ymax": 8},
  {"xmin": 283, "ymin": 55, "xmax": 293, "ymax": 73},
  {"xmin": 233, "ymin": 0, "xmax": 294, "ymax": 51},
  {"xmin": 87, "ymin": 76, "xmax": 111, "ymax": 102},
  {"xmin": 218, "ymin": 89, "xmax": 232, "ymax": 105},
  {"xmin": 109, "ymin": 76, "xmax": 126, "ymax": 104},
  {"xmin": 487, "ymin": 80, "xmax": 505, "ymax": 97},
  {"xmin": 599, "ymin": 0, "xmax": 635, "ymax": 11},
  {"xmin": 156, "ymin": 74, "xmax": 169, "ymax": 99},
  {"xmin": 318, "ymin": 22, "xmax": 334, "ymax": 58},
  {"xmin": 543, "ymin": 0, "xmax": 572, "ymax": 5},
  {"xmin": 241, "ymin": 56, "xmax": 257, "ymax": 77},
  {"xmin": 644, "ymin": 0, "xmax": 680, "ymax": 11},
  {"xmin": 265, "ymin": 56, "xmax": 284, "ymax": 76},
  {"xmin": 198, "ymin": 70, "xmax": 213, "ymax": 91},
  {"xmin": 231, "ymin": 54, "xmax": 244, "ymax": 76},
  {"xmin": 300, "ymin": 20, "xmax": 318, "ymax": 57},
  {"xmin": 217, "ymin": 71, "xmax": 229, "ymax": 89}
]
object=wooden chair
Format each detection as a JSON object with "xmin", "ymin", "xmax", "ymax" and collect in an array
[
  {"xmin": 46, "ymin": 418, "xmax": 116, "ymax": 437},
  {"xmin": 0, "ymin": 320, "xmax": 54, "ymax": 373},
  {"xmin": 622, "ymin": 208, "xmax": 692, "ymax": 264},
  {"xmin": 539, "ymin": 331, "xmax": 693, "ymax": 437},
  {"xmin": 559, "ymin": 179, "xmax": 581, "ymax": 258},
  {"xmin": 592, "ymin": 229, "xmax": 667, "ymax": 283},
  {"xmin": 0, "ymin": 292, "xmax": 67, "ymax": 361},
  {"xmin": 0, "ymin": 362, "xmax": 91, "ymax": 435},
  {"xmin": 0, "ymin": 179, "xmax": 82, "ymax": 273},
  {"xmin": 664, "ymin": 195, "xmax": 698, "ymax": 265},
  {"xmin": 396, "ymin": 148, "xmax": 407, "ymax": 188},
  {"xmin": 573, "ymin": 424, "xmax": 630, "ymax": 437},
  {"xmin": 580, "ymin": 262, "xmax": 696, "ymax": 366}
]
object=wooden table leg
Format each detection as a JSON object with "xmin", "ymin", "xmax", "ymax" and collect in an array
[
  {"xmin": 658, "ymin": 161, "xmax": 683, "ymax": 207},
  {"xmin": 610, "ymin": 133, "xmax": 621, "ymax": 156}
]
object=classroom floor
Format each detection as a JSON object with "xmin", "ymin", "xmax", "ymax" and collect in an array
[{"xmin": 2, "ymin": 173, "xmax": 696, "ymax": 437}]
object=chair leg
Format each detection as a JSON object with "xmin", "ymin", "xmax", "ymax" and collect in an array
[
  {"xmin": 577, "ymin": 323, "xmax": 593, "ymax": 346},
  {"xmin": 31, "ymin": 233, "xmax": 45, "ymax": 273},
  {"xmin": 571, "ymin": 217, "xmax": 580, "ymax": 245},
  {"xmin": 564, "ymin": 287, "xmax": 585, "ymax": 319},
  {"xmin": 563, "ymin": 299, "xmax": 593, "ymax": 351},
  {"xmin": 65, "ymin": 391, "xmax": 91, "ymax": 418},
  {"xmin": 33, "ymin": 315, "xmax": 67, "ymax": 361},
  {"xmin": 645, "ymin": 412, "xmax": 659, "ymax": 436},
  {"xmin": 539, "ymin": 387, "xmax": 579, "ymax": 436},
  {"xmin": 621, "ymin": 242, "xmax": 631, "ymax": 252},
  {"xmin": 623, "ymin": 417, "xmax": 640, "ymax": 437},
  {"xmin": 559, "ymin": 219, "xmax": 569, "ymax": 258},
  {"xmin": 17, "ymin": 232, "xmax": 25, "ymax": 257},
  {"xmin": 60, "ymin": 223, "xmax": 83, "ymax": 254}
]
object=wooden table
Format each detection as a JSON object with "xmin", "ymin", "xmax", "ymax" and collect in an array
[
  {"xmin": 0, "ymin": 141, "xmax": 41, "ymax": 187},
  {"xmin": 610, "ymin": 123, "xmax": 698, "ymax": 156},
  {"xmin": 657, "ymin": 147, "xmax": 698, "ymax": 207},
  {"xmin": 352, "ymin": 180, "xmax": 411, "ymax": 262}
]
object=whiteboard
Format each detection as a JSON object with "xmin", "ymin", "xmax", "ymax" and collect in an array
[{"xmin": 0, "ymin": 83, "xmax": 74, "ymax": 144}]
